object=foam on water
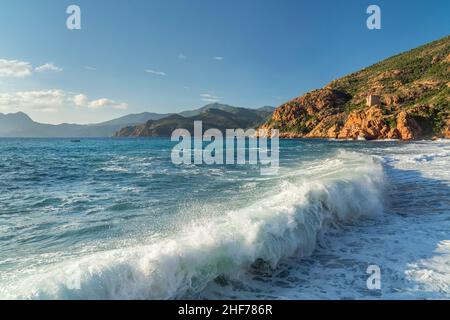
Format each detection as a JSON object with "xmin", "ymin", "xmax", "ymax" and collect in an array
[
  {"xmin": 201, "ymin": 141, "xmax": 450, "ymax": 299},
  {"xmin": 0, "ymin": 152, "xmax": 385, "ymax": 299},
  {"xmin": 1, "ymin": 139, "xmax": 449, "ymax": 300},
  {"xmin": 406, "ymin": 240, "xmax": 450, "ymax": 295}
]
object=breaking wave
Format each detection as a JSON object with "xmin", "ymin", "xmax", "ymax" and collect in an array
[{"xmin": 1, "ymin": 151, "xmax": 386, "ymax": 299}]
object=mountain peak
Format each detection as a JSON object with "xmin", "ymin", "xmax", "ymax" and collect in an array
[
  {"xmin": 114, "ymin": 106, "xmax": 274, "ymax": 137},
  {"xmin": 0, "ymin": 111, "xmax": 33, "ymax": 121}
]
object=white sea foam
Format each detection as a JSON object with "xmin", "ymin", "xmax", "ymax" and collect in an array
[
  {"xmin": 200, "ymin": 141, "xmax": 450, "ymax": 299},
  {"xmin": 0, "ymin": 151, "xmax": 386, "ymax": 300},
  {"xmin": 405, "ymin": 240, "xmax": 450, "ymax": 295}
]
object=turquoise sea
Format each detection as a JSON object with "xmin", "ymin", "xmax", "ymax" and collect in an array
[{"xmin": 0, "ymin": 138, "xmax": 449, "ymax": 299}]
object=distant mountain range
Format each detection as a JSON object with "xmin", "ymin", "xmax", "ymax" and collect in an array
[
  {"xmin": 0, "ymin": 103, "xmax": 274, "ymax": 138},
  {"xmin": 114, "ymin": 104, "xmax": 274, "ymax": 137},
  {"xmin": 0, "ymin": 111, "xmax": 161, "ymax": 138}
]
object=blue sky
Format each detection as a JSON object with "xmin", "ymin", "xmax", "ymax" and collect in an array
[{"xmin": 0, "ymin": 0, "xmax": 448, "ymax": 124}]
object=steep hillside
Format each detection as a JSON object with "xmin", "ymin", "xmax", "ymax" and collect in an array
[
  {"xmin": 260, "ymin": 35, "xmax": 450, "ymax": 140},
  {"xmin": 114, "ymin": 107, "xmax": 273, "ymax": 137}
]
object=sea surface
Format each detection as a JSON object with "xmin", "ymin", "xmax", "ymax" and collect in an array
[{"xmin": 0, "ymin": 138, "xmax": 449, "ymax": 299}]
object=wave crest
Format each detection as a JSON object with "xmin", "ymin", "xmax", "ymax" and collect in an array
[{"xmin": 2, "ymin": 151, "xmax": 386, "ymax": 300}]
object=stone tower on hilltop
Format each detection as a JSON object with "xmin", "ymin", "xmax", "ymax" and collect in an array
[{"xmin": 366, "ymin": 94, "xmax": 381, "ymax": 107}]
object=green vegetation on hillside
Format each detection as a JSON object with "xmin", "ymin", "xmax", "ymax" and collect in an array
[
  {"xmin": 263, "ymin": 35, "xmax": 450, "ymax": 139},
  {"xmin": 114, "ymin": 106, "xmax": 273, "ymax": 137}
]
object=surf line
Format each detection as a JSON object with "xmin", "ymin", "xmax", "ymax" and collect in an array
[
  {"xmin": 170, "ymin": 120, "xmax": 279, "ymax": 175},
  {"xmin": 178, "ymin": 304, "xmax": 213, "ymax": 318}
]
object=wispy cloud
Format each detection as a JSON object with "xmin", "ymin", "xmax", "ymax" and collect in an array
[
  {"xmin": 200, "ymin": 93, "xmax": 221, "ymax": 103},
  {"xmin": 84, "ymin": 66, "xmax": 97, "ymax": 71},
  {"xmin": 213, "ymin": 56, "xmax": 224, "ymax": 61},
  {"xmin": 145, "ymin": 69, "xmax": 166, "ymax": 76},
  {"xmin": 35, "ymin": 63, "xmax": 63, "ymax": 73},
  {"xmin": 71, "ymin": 94, "xmax": 128, "ymax": 110},
  {"xmin": 0, "ymin": 59, "xmax": 64, "ymax": 77},
  {"xmin": 178, "ymin": 54, "xmax": 187, "ymax": 60},
  {"xmin": 0, "ymin": 89, "xmax": 129, "ymax": 113},
  {"xmin": 0, "ymin": 90, "xmax": 65, "ymax": 112},
  {"xmin": 0, "ymin": 59, "xmax": 32, "ymax": 77}
]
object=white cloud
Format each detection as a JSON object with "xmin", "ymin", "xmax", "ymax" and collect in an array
[
  {"xmin": 178, "ymin": 54, "xmax": 187, "ymax": 60},
  {"xmin": 145, "ymin": 69, "xmax": 166, "ymax": 76},
  {"xmin": 213, "ymin": 56, "xmax": 224, "ymax": 61},
  {"xmin": 72, "ymin": 94, "xmax": 89, "ymax": 107},
  {"xmin": 89, "ymin": 98, "xmax": 128, "ymax": 110},
  {"xmin": 0, "ymin": 59, "xmax": 32, "ymax": 77},
  {"xmin": 0, "ymin": 59, "xmax": 63, "ymax": 77},
  {"xmin": 200, "ymin": 93, "xmax": 221, "ymax": 103},
  {"xmin": 35, "ymin": 63, "xmax": 63, "ymax": 73},
  {"xmin": 0, "ymin": 89, "xmax": 129, "ymax": 114},
  {"xmin": 0, "ymin": 90, "xmax": 65, "ymax": 112},
  {"xmin": 84, "ymin": 66, "xmax": 97, "ymax": 71},
  {"xmin": 72, "ymin": 94, "xmax": 128, "ymax": 110}
]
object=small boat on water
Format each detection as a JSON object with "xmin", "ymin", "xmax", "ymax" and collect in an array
[{"xmin": 70, "ymin": 139, "xmax": 81, "ymax": 143}]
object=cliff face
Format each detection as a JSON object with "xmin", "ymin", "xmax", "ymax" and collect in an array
[{"xmin": 261, "ymin": 36, "xmax": 450, "ymax": 140}]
